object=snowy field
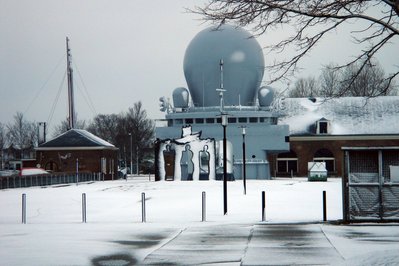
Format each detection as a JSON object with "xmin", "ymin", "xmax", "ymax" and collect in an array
[{"xmin": 1, "ymin": 177, "xmax": 398, "ymax": 265}]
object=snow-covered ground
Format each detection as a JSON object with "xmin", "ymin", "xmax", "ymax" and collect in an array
[{"xmin": 1, "ymin": 177, "xmax": 398, "ymax": 265}]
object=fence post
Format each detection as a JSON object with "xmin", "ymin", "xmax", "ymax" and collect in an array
[
  {"xmin": 22, "ymin": 193, "xmax": 26, "ymax": 224},
  {"xmin": 202, "ymin": 191, "xmax": 206, "ymax": 222},
  {"xmin": 141, "ymin": 192, "xmax": 146, "ymax": 223},
  {"xmin": 262, "ymin": 191, "xmax": 266, "ymax": 222},
  {"xmin": 323, "ymin": 190, "xmax": 327, "ymax": 222},
  {"xmin": 82, "ymin": 193, "xmax": 87, "ymax": 223},
  {"xmin": 76, "ymin": 158, "xmax": 79, "ymax": 185}
]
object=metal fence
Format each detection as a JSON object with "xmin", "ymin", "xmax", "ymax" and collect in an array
[
  {"xmin": 0, "ymin": 172, "xmax": 103, "ymax": 190},
  {"xmin": 343, "ymin": 148, "xmax": 399, "ymax": 222}
]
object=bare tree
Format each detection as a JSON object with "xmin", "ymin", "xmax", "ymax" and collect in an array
[
  {"xmin": 0, "ymin": 123, "xmax": 6, "ymax": 169},
  {"xmin": 86, "ymin": 101, "xmax": 155, "ymax": 172},
  {"xmin": 319, "ymin": 63, "xmax": 343, "ymax": 98},
  {"xmin": 0, "ymin": 123, "xmax": 6, "ymax": 150},
  {"xmin": 340, "ymin": 60, "xmax": 397, "ymax": 97},
  {"xmin": 124, "ymin": 101, "xmax": 155, "ymax": 168},
  {"xmin": 86, "ymin": 114, "xmax": 119, "ymax": 144},
  {"xmin": 317, "ymin": 60, "xmax": 397, "ymax": 97},
  {"xmin": 52, "ymin": 117, "xmax": 86, "ymax": 137},
  {"xmin": 7, "ymin": 112, "xmax": 38, "ymax": 157},
  {"xmin": 193, "ymin": 1, "xmax": 399, "ymax": 96},
  {"xmin": 288, "ymin": 76, "xmax": 319, "ymax": 97}
]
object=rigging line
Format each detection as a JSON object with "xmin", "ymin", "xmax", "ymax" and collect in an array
[
  {"xmin": 47, "ymin": 70, "xmax": 67, "ymax": 129},
  {"xmin": 23, "ymin": 54, "xmax": 67, "ymax": 116},
  {"xmin": 73, "ymin": 60, "xmax": 97, "ymax": 116},
  {"xmin": 74, "ymin": 82, "xmax": 97, "ymax": 117}
]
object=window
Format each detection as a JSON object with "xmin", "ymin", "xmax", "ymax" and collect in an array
[
  {"xmin": 249, "ymin": 117, "xmax": 258, "ymax": 123},
  {"xmin": 277, "ymin": 159, "xmax": 298, "ymax": 173},
  {"xmin": 228, "ymin": 117, "xmax": 236, "ymax": 123},
  {"xmin": 314, "ymin": 148, "xmax": 335, "ymax": 172},
  {"xmin": 277, "ymin": 150, "xmax": 298, "ymax": 174},
  {"xmin": 175, "ymin": 119, "xmax": 183, "ymax": 125},
  {"xmin": 216, "ymin": 118, "xmax": 222, "ymax": 124},
  {"xmin": 259, "ymin": 117, "xmax": 270, "ymax": 123},
  {"xmin": 206, "ymin": 118, "xmax": 214, "ymax": 124},
  {"xmin": 238, "ymin": 117, "xmax": 247, "ymax": 123},
  {"xmin": 195, "ymin": 118, "xmax": 204, "ymax": 124},
  {"xmin": 319, "ymin": 121, "xmax": 328, "ymax": 133},
  {"xmin": 317, "ymin": 118, "xmax": 330, "ymax": 134},
  {"xmin": 185, "ymin": 118, "xmax": 193, "ymax": 124}
]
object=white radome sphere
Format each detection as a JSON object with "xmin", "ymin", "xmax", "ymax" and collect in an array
[{"xmin": 183, "ymin": 24, "xmax": 265, "ymax": 107}]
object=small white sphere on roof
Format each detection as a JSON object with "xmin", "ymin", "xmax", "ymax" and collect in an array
[
  {"xmin": 173, "ymin": 87, "xmax": 189, "ymax": 108},
  {"xmin": 258, "ymin": 86, "xmax": 275, "ymax": 107}
]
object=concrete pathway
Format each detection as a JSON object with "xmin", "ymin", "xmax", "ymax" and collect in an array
[{"xmin": 143, "ymin": 223, "xmax": 345, "ymax": 265}]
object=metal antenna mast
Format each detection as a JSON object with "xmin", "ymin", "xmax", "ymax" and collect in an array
[
  {"xmin": 216, "ymin": 59, "xmax": 226, "ymax": 112},
  {"xmin": 66, "ymin": 37, "xmax": 75, "ymax": 130}
]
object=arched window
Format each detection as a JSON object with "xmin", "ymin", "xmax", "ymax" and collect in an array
[
  {"xmin": 277, "ymin": 150, "xmax": 298, "ymax": 174},
  {"xmin": 45, "ymin": 161, "xmax": 58, "ymax": 172},
  {"xmin": 313, "ymin": 148, "xmax": 335, "ymax": 172}
]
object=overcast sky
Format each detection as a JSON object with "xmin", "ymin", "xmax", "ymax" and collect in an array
[{"xmin": 1, "ymin": 0, "xmax": 397, "ymax": 135}]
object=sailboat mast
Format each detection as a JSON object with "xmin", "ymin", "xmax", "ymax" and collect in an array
[{"xmin": 66, "ymin": 37, "xmax": 75, "ymax": 129}]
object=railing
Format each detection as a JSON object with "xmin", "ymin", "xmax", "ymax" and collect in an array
[
  {"xmin": 0, "ymin": 172, "xmax": 103, "ymax": 190},
  {"xmin": 234, "ymin": 159, "xmax": 268, "ymax": 164}
]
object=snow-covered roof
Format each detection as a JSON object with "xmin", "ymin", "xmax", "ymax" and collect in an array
[
  {"xmin": 37, "ymin": 129, "xmax": 116, "ymax": 149},
  {"xmin": 279, "ymin": 96, "xmax": 399, "ymax": 135}
]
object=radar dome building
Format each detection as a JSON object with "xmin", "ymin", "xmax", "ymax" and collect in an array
[{"xmin": 155, "ymin": 25, "xmax": 289, "ymax": 181}]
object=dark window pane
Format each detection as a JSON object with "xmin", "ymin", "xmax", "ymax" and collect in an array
[
  {"xmin": 277, "ymin": 161, "xmax": 287, "ymax": 172},
  {"xmin": 228, "ymin": 117, "xmax": 236, "ymax": 123},
  {"xmin": 325, "ymin": 160, "xmax": 335, "ymax": 172},
  {"xmin": 287, "ymin": 160, "xmax": 298, "ymax": 172},
  {"xmin": 319, "ymin": 122, "xmax": 328, "ymax": 134}
]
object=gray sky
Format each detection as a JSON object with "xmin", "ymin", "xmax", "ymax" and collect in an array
[{"xmin": 1, "ymin": 0, "xmax": 397, "ymax": 135}]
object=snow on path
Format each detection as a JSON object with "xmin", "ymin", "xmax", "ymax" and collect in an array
[{"xmin": 1, "ymin": 177, "xmax": 398, "ymax": 265}]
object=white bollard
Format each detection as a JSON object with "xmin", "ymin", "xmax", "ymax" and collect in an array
[
  {"xmin": 22, "ymin": 193, "xmax": 26, "ymax": 224},
  {"xmin": 141, "ymin": 192, "xmax": 146, "ymax": 223},
  {"xmin": 202, "ymin": 191, "xmax": 206, "ymax": 222}
]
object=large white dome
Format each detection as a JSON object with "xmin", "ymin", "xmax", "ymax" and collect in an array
[{"xmin": 183, "ymin": 24, "xmax": 265, "ymax": 107}]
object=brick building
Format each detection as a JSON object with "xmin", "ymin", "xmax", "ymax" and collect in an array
[
  {"xmin": 36, "ymin": 129, "xmax": 118, "ymax": 180},
  {"xmin": 269, "ymin": 96, "xmax": 399, "ymax": 177}
]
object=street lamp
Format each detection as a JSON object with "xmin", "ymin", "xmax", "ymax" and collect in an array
[
  {"xmin": 221, "ymin": 113, "xmax": 228, "ymax": 215},
  {"xmin": 240, "ymin": 126, "xmax": 247, "ymax": 195},
  {"xmin": 136, "ymin": 145, "xmax": 139, "ymax": 175},
  {"xmin": 129, "ymin": 133, "xmax": 133, "ymax": 176}
]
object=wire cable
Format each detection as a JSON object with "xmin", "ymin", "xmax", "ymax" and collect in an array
[
  {"xmin": 23, "ymin": 54, "xmax": 66, "ymax": 116},
  {"xmin": 73, "ymin": 61, "xmax": 97, "ymax": 116},
  {"xmin": 47, "ymin": 70, "xmax": 67, "ymax": 128}
]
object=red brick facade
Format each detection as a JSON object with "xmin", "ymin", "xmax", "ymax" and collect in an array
[
  {"xmin": 36, "ymin": 149, "xmax": 118, "ymax": 180},
  {"xmin": 268, "ymin": 135, "xmax": 399, "ymax": 177}
]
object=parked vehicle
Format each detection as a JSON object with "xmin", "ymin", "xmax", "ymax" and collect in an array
[{"xmin": 19, "ymin": 168, "xmax": 49, "ymax": 176}]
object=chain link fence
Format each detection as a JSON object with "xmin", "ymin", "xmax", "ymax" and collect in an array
[
  {"xmin": 343, "ymin": 148, "xmax": 399, "ymax": 222},
  {"xmin": 0, "ymin": 172, "xmax": 103, "ymax": 190}
]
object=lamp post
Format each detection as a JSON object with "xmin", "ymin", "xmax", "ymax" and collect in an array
[
  {"xmin": 129, "ymin": 133, "xmax": 133, "ymax": 176},
  {"xmin": 221, "ymin": 113, "xmax": 228, "ymax": 215},
  {"xmin": 241, "ymin": 126, "xmax": 247, "ymax": 195},
  {"xmin": 136, "ymin": 145, "xmax": 139, "ymax": 175}
]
